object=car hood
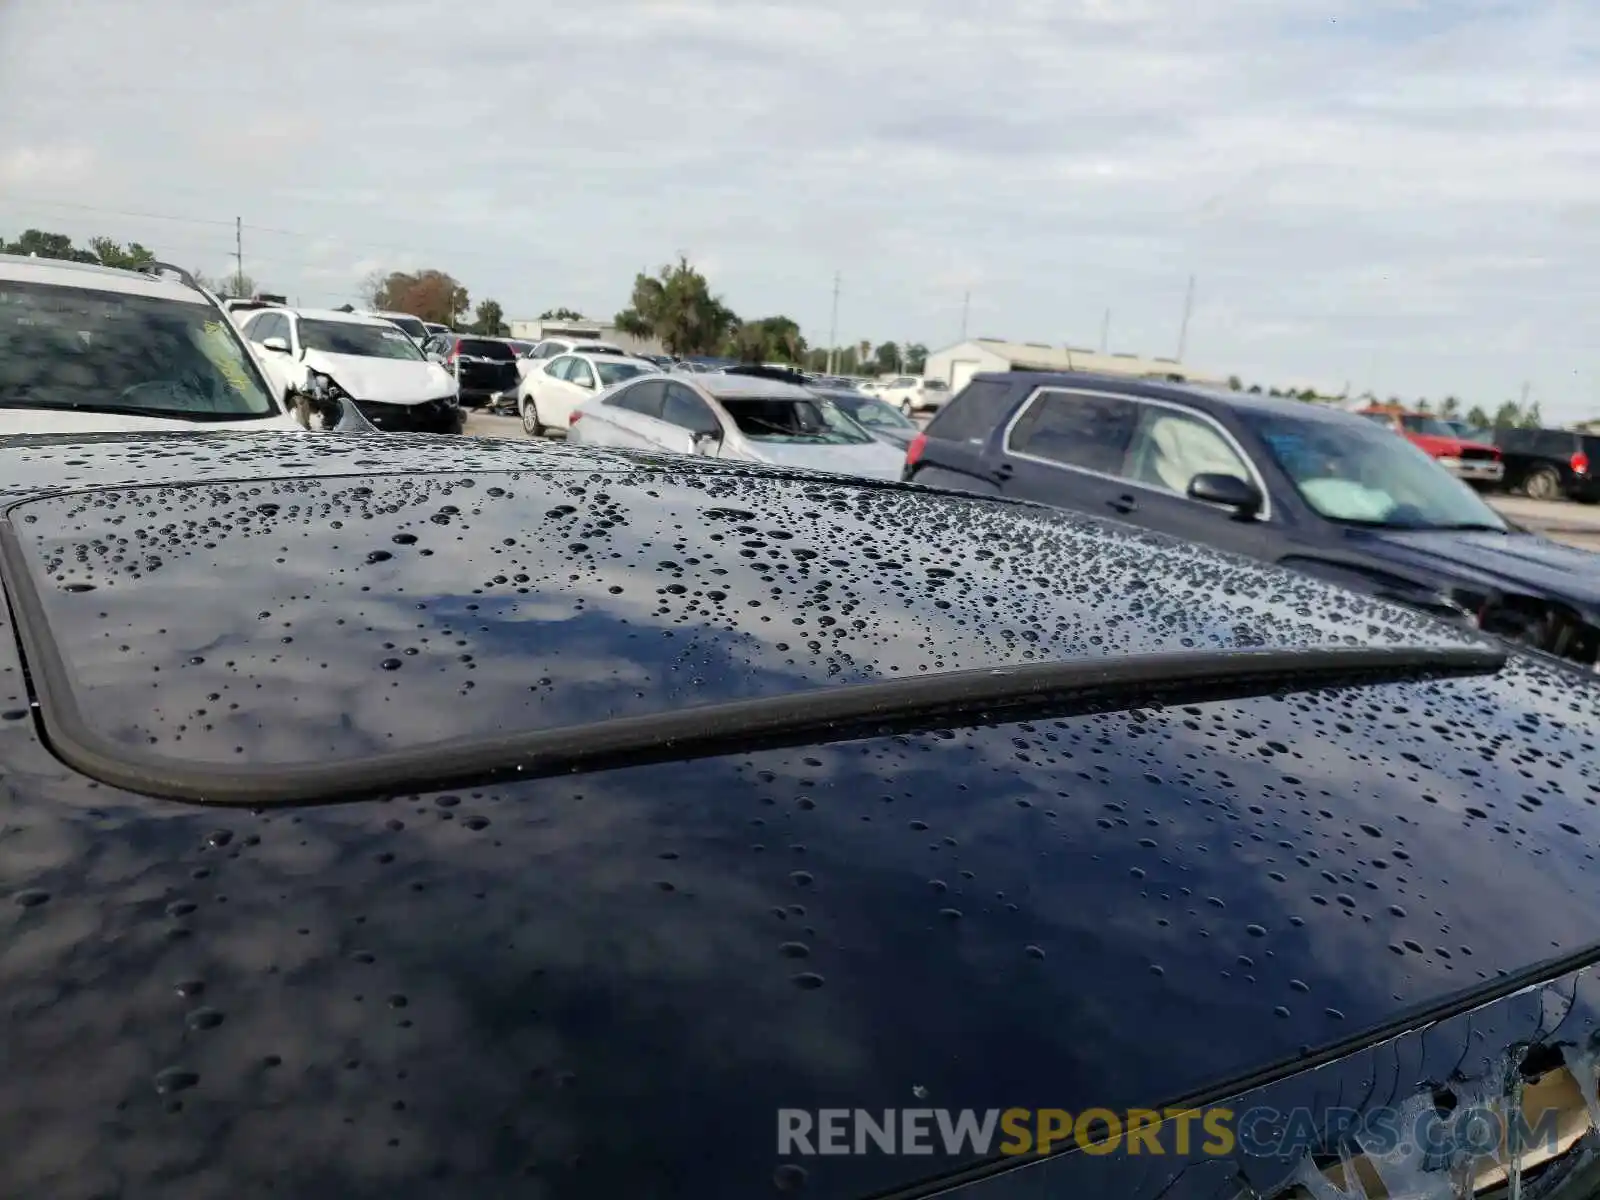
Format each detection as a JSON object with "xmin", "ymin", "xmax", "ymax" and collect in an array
[
  {"xmin": 306, "ymin": 350, "xmax": 457, "ymax": 404},
  {"xmin": 744, "ymin": 436, "xmax": 908, "ymax": 480},
  {"xmin": 1357, "ymin": 526, "xmax": 1600, "ymax": 613},
  {"xmin": 0, "ymin": 409, "xmax": 302, "ymax": 436},
  {"xmin": 2, "ymin": 435, "xmax": 1600, "ymax": 1198}
]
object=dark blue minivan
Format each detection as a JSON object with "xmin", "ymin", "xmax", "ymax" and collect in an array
[{"xmin": 905, "ymin": 371, "xmax": 1600, "ymax": 669}]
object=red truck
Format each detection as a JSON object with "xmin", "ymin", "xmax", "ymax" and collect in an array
[{"xmin": 1358, "ymin": 405, "xmax": 1504, "ymax": 489}]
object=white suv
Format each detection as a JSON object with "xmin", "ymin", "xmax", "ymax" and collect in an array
[
  {"xmin": 0, "ymin": 254, "xmax": 302, "ymax": 435},
  {"xmin": 236, "ymin": 305, "xmax": 462, "ymax": 433},
  {"xmin": 873, "ymin": 375, "xmax": 950, "ymax": 415}
]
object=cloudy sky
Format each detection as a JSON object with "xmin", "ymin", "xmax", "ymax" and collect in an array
[{"xmin": 2, "ymin": 0, "xmax": 1596, "ymax": 418}]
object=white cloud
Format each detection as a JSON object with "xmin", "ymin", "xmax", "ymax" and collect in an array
[{"xmin": 1, "ymin": 0, "xmax": 1598, "ymax": 416}]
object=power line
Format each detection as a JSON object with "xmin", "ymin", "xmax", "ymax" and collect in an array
[{"xmin": 0, "ymin": 193, "xmax": 552, "ymax": 268}]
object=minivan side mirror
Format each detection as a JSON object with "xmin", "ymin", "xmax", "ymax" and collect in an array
[
  {"xmin": 1188, "ymin": 473, "xmax": 1264, "ymax": 519},
  {"xmin": 693, "ymin": 429, "xmax": 722, "ymax": 454}
]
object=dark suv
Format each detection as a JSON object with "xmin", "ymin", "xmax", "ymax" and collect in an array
[
  {"xmin": 420, "ymin": 334, "xmax": 521, "ymax": 411},
  {"xmin": 1493, "ymin": 426, "xmax": 1600, "ymax": 502},
  {"xmin": 904, "ymin": 371, "xmax": 1600, "ymax": 668}
]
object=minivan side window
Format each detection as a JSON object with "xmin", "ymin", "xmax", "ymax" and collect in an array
[
  {"xmin": 923, "ymin": 379, "xmax": 1017, "ymax": 443},
  {"xmin": 1007, "ymin": 391, "xmax": 1139, "ymax": 475}
]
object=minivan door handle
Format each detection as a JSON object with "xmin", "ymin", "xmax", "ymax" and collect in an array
[{"xmin": 1107, "ymin": 493, "xmax": 1138, "ymax": 514}]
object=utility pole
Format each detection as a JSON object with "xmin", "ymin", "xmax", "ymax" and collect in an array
[
  {"xmin": 1176, "ymin": 274, "xmax": 1195, "ymax": 362},
  {"xmin": 827, "ymin": 271, "xmax": 840, "ymax": 375},
  {"xmin": 233, "ymin": 217, "xmax": 244, "ymax": 299},
  {"xmin": 960, "ymin": 290, "xmax": 970, "ymax": 341},
  {"xmin": 1099, "ymin": 308, "xmax": 1111, "ymax": 354}
]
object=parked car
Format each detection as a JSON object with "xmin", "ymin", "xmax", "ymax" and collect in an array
[
  {"xmin": 906, "ymin": 372, "xmax": 1600, "ymax": 669},
  {"xmin": 1358, "ymin": 405, "xmax": 1503, "ymax": 487},
  {"xmin": 567, "ymin": 372, "xmax": 907, "ymax": 480},
  {"xmin": 237, "ymin": 306, "xmax": 463, "ymax": 433},
  {"xmin": 1442, "ymin": 417, "xmax": 1496, "ymax": 444},
  {"xmin": 811, "ymin": 386, "xmax": 922, "ymax": 449},
  {"xmin": 515, "ymin": 350, "xmax": 660, "ymax": 436},
  {"xmin": 351, "ymin": 309, "xmax": 430, "ymax": 344},
  {"xmin": 2, "ymin": 429, "xmax": 1599, "ymax": 1199},
  {"xmin": 1493, "ymin": 426, "xmax": 1600, "ymax": 502},
  {"xmin": 422, "ymin": 321, "xmax": 451, "ymax": 339},
  {"xmin": 872, "ymin": 374, "xmax": 950, "ymax": 415},
  {"xmin": 522, "ymin": 336, "xmax": 627, "ymax": 364},
  {"xmin": 0, "ymin": 253, "xmax": 304, "ymax": 435},
  {"xmin": 420, "ymin": 333, "xmax": 522, "ymax": 411},
  {"xmin": 503, "ymin": 338, "xmax": 537, "ymax": 357}
]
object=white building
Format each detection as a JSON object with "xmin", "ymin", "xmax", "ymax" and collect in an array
[
  {"xmin": 923, "ymin": 339, "xmax": 1228, "ymax": 394},
  {"xmin": 506, "ymin": 316, "xmax": 664, "ymax": 357}
]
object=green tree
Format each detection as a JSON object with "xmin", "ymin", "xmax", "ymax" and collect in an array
[
  {"xmin": 471, "ymin": 299, "xmax": 508, "ymax": 336},
  {"xmin": 539, "ymin": 307, "xmax": 586, "ymax": 321},
  {"xmin": 1466, "ymin": 404, "xmax": 1491, "ymax": 428},
  {"xmin": 1298, "ymin": 387, "xmax": 1318, "ymax": 402},
  {"xmin": 1267, "ymin": 386, "xmax": 1282, "ymax": 397},
  {"xmin": 729, "ymin": 315, "xmax": 806, "ymax": 363},
  {"xmin": 1492, "ymin": 400, "xmax": 1523, "ymax": 429},
  {"xmin": 1440, "ymin": 395, "xmax": 1461, "ymax": 419},
  {"xmin": 1520, "ymin": 401, "xmax": 1544, "ymax": 429},
  {"xmin": 2, "ymin": 229, "xmax": 96, "ymax": 262},
  {"xmin": 1415, "ymin": 397, "xmax": 1432, "ymax": 414},
  {"xmin": 614, "ymin": 257, "xmax": 736, "ymax": 356},
  {"xmin": 87, "ymin": 236, "xmax": 155, "ymax": 270},
  {"xmin": 905, "ymin": 343, "xmax": 929, "ymax": 373},
  {"xmin": 1246, "ymin": 383, "xmax": 1262, "ymax": 394},
  {"xmin": 1227, "ymin": 374, "xmax": 1243, "ymax": 391},
  {"xmin": 872, "ymin": 341, "xmax": 900, "ymax": 375}
]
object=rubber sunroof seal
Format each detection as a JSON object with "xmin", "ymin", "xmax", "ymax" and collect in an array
[{"xmin": 0, "ymin": 516, "xmax": 1507, "ymax": 807}]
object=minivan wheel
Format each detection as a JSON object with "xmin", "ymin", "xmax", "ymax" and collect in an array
[
  {"xmin": 1525, "ymin": 466, "xmax": 1561, "ymax": 502},
  {"xmin": 521, "ymin": 397, "xmax": 542, "ymax": 438}
]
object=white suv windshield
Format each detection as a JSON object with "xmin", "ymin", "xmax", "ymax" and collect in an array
[
  {"xmin": 300, "ymin": 320, "xmax": 425, "ymax": 360},
  {"xmin": 0, "ymin": 280, "xmax": 278, "ymax": 420}
]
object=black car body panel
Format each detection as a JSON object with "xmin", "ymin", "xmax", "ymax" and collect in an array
[
  {"xmin": 351, "ymin": 395, "xmax": 464, "ymax": 434},
  {"xmin": 3, "ymin": 435, "xmax": 1600, "ymax": 1197},
  {"xmin": 907, "ymin": 372, "xmax": 1600, "ymax": 669}
]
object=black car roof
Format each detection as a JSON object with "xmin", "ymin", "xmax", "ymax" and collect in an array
[
  {"xmin": 2, "ymin": 435, "xmax": 1599, "ymax": 1198},
  {"xmin": 966, "ymin": 371, "xmax": 1369, "ymax": 425}
]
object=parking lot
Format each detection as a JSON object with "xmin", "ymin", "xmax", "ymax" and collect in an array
[{"xmin": 465, "ymin": 410, "xmax": 1600, "ymax": 551}]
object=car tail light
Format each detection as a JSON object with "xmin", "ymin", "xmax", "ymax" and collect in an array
[
  {"xmin": 1573, "ymin": 451, "xmax": 1589, "ymax": 476},
  {"xmin": 569, "ymin": 412, "xmax": 583, "ymax": 425},
  {"xmin": 905, "ymin": 432, "xmax": 927, "ymax": 469}
]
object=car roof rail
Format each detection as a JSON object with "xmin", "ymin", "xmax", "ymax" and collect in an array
[{"xmin": 135, "ymin": 261, "xmax": 205, "ymax": 293}]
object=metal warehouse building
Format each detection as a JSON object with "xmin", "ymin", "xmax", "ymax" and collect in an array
[{"xmin": 924, "ymin": 339, "xmax": 1227, "ymax": 394}]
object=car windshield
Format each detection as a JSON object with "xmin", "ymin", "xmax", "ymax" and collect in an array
[
  {"xmin": 1242, "ymin": 411, "xmax": 1509, "ymax": 531},
  {"xmin": 1400, "ymin": 414, "xmax": 1456, "ymax": 436},
  {"xmin": 828, "ymin": 392, "xmax": 917, "ymax": 430},
  {"xmin": 299, "ymin": 319, "xmax": 425, "ymax": 360},
  {"xmin": 0, "ymin": 279, "xmax": 279, "ymax": 420},
  {"xmin": 458, "ymin": 338, "xmax": 516, "ymax": 360},
  {"xmin": 595, "ymin": 360, "xmax": 654, "ymax": 386},
  {"xmin": 720, "ymin": 395, "xmax": 875, "ymax": 444}
]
